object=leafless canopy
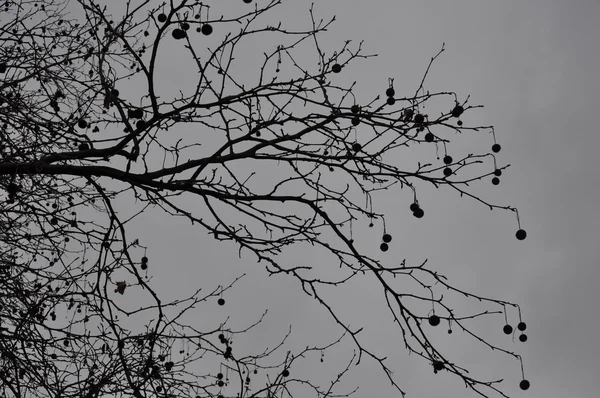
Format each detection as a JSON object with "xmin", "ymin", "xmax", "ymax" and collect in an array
[{"xmin": 0, "ymin": 1, "xmax": 529, "ymax": 398}]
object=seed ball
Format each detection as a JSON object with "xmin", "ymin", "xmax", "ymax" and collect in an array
[
  {"xmin": 181, "ymin": 22, "xmax": 190, "ymax": 31},
  {"xmin": 50, "ymin": 217, "xmax": 58, "ymax": 225},
  {"xmin": 492, "ymin": 143, "xmax": 501, "ymax": 153},
  {"xmin": 424, "ymin": 132, "xmax": 434, "ymax": 142},
  {"xmin": 503, "ymin": 324, "xmax": 513, "ymax": 335},
  {"xmin": 350, "ymin": 105, "xmax": 360, "ymax": 114},
  {"xmin": 352, "ymin": 142, "xmax": 362, "ymax": 152},
  {"xmin": 201, "ymin": 24, "xmax": 213, "ymax": 35},
  {"xmin": 443, "ymin": 155, "xmax": 453, "ymax": 165},
  {"xmin": 443, "ymin": 167, "xmax": 452, "ymax": 177},
  {"xmin": 516, "ymin": 229, "xmax": 527, "ymax": 240},
  {"xmin": 413, "ymin": 208, "xmax": 424, "ymax": 218},
  {"xmin": 517, "ymin": 322, "xmax": 527, "ymax": 331},
  {"xmin": 218, "ymin": 298, "xmax": 225, "ymax": 306},
  {"xmin": 410, "ymin": 203, "xmax": 420, "ymax": 212},
  {"xmin": 142, "ymin": 256, "xmax": 148, "ymax": 263},
  {"xmin": 380, "ymin": 242, "xmax": 389, "ymax": 252},
  {"xmin": 428, "ymin": 315, "xmax": 440, "ymax": 326},
  {"xmin": 243, "ymin": 0, "xmax": 253, "ymax": 3},
  {"xmin": 218, "ymin": 381, "xmax": 224, "ymax": 387},
  {"xmin": 386, "ymin": 97, "xmax": 395, "ymax": 106},
  {"xmin": 157, "ymin": 13, "xmax": 167, "ymax": 23},
  {"xmin": 78, "ymin": 119, "xmax": 87, "ymax": 129},
  {"xmin": 217, "ymin": 373, "xmax": 223, "ymax": 379},
  {"xmin": 451, "ymin": 105, "xmax": 464, "ymax": 118},
  {"xmin": 78, "ymin": 143, "xmax": 89, "ymax": 151},
  {"xmin": 519, "ymin": 380, "xmax": 530, "ymax": 391},
  {"xmin": 414, "ymin": 114, "xmax": 425, "ymax": 124},
  {"xmin": 385, "ymin": 87, "xmax": 395, "ymax": 97},
  {"xmin": 457, "ymin": 120, "xmax": 463, "ymax": 126},
  {"xmin": 433, "ymin": 361, "xmax": 444, "ymax": 371},
  {"xmin": 128, "ymin": 108, "xmax": 141, "ymax": 119},
  {"xmin": 282, "ymin": 369, "xmax": 290, "ymax": 377},
  {"xmin": 492, "ymin": 177, "xmax": 500, "ymax": 185},
  {"xmin": 172, "ymin": 28, "xmax": 186, "ymax": 40},
  {"xmin": 494, "ymin": 169, "xmax": 502, "ymax": 176},
  {"xmin": 351, "ymin": 117, "xmax": 360, "ymax": 126},
  {"xmin": 141, "ymin": 263, "xmax": 147, "ymax": 270},
  {"xmin": 519, "ymin": 334, "xmax": 528, "ymax": 342},
  {"xmin": 447, "ymin": 329, "xmax": 452, "ymax": 334},
  {"xmin": 382, "ymin": 233, "xmax": 392, "ymax": 243},
  {"xmin": 331, "ymin": 64, "xmax": 342, "ymax": 73}
]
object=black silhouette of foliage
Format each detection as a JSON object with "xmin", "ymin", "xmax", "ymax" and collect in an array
[{"xmin": 0, "ymin": 1, "xmax": 530, "ymax": 398}]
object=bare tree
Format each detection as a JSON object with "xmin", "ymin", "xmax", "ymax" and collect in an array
[{"xmin": 0, "ymin": 1, "xmax": 531, "ymax": 398}]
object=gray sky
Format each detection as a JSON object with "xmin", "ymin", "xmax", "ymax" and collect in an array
[{"xmin": 98, "ymin": 1, "xmax": 600, "ymax": 398}]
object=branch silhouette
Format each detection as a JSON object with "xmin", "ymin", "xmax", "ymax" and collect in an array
[{"xmin": 0, "ymin": 1, "xmax": 530, "ymax": 398}]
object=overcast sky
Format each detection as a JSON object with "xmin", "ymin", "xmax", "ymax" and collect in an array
[{"xmin": 93, "ymin": 1, "xmax": 600, "ymax": 398}]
